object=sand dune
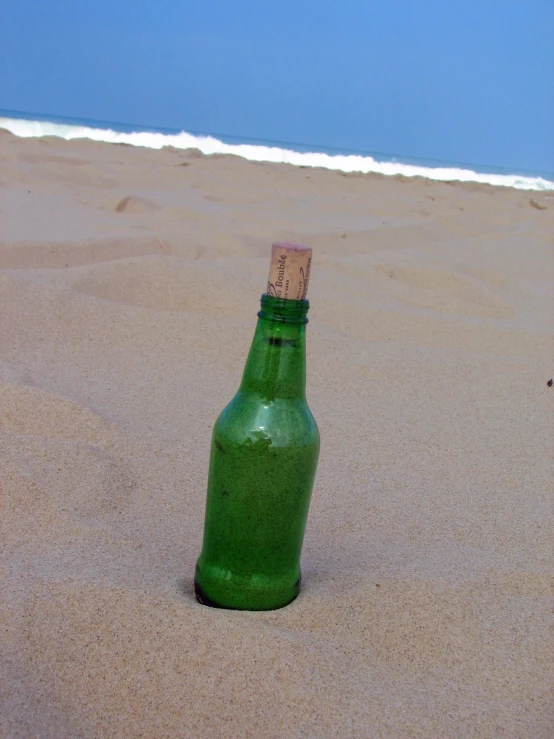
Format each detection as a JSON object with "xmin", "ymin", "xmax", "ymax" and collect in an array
[{"xmin": 0, "ymin": 129, "xmax": 552, "ymax": 738}]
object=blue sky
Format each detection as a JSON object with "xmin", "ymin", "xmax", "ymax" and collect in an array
[{"xmin": 1, "ymin": 0, "xmax": 552, "ymax": 175}]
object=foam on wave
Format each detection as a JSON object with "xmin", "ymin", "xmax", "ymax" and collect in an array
[{"xmin": 1, "ymin": 116, "xmax": 552, "ymax": 191}]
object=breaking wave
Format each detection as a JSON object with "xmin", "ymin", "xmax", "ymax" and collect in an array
[{"xmin": 1, "ymin": 114, "xmax": 553, "ymax": 191}]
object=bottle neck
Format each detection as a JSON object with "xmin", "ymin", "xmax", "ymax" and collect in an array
[{"xmin": 239, "ymin": 295, "xmax": 309, "ymax": 401}]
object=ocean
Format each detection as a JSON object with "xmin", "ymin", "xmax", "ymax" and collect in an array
[{"xmin": 1, "ymin": 109, "xmax": 553, "ymax": 192}]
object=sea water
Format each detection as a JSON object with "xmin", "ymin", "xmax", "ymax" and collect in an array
[{"xmin": 1, "ymin": 109, "xmax": 552, "ymax": 192}]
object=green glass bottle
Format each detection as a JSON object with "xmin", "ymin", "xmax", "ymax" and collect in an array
[{"xmin": 195, "ymin": 244, "xmax": 319, "ymax": 611}]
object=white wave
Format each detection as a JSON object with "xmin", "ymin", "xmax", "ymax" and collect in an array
[{"xmin": 1, "ymin": 116, "xmax": 553, "ymax": 191}]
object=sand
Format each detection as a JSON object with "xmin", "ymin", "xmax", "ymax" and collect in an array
[{"xmin": 0, "ymin": 128, "xmax": 552, "ymax": 738}]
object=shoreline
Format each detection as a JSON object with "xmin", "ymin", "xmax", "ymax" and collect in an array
[{"xmin": 2, "ymin": 118, "xmax": 553, "ymax": 192}]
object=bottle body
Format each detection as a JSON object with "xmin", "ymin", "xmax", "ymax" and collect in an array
[{"xmin": 195, "ymin": 296, "xmax": 319, "ymax": 610}]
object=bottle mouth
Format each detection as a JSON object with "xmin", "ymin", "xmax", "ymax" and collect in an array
[{"xmin": 258, "ymin": 294, "xmax": 309, "ymax": 324}]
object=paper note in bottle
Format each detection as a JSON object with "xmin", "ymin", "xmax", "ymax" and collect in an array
[{"xmin": 194, "ymin": 243, "xmax": 320, "ymax": 611}]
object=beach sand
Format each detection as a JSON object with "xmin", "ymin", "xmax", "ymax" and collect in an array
[{"xmin": 1, "ymin": 129, "xmax": 552, "ymax": 738}]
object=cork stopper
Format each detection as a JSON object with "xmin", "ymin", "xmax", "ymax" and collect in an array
[{"xmin": 266, "ymin": 242, "xmax": 312, "ymax": 301}]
